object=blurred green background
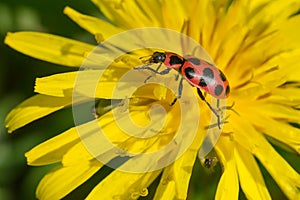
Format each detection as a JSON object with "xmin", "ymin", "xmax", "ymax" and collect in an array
[{"xmin": 0, "ymin": 1, "xmax": 298, "ymax": 200}]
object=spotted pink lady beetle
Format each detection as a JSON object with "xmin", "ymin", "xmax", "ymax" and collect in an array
[{"xmin": 135, "ymin": 51, "xmax": 230, "ymax": 129}]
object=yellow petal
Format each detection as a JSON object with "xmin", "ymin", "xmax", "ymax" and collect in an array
[
  {"xmin": 220, "ymin": 1, "xmax": 300, "ymax": 82},
  {"xmin": 253, "ymin": 137, "xmax": 300, "ymax": 200},
  {"xmin": 92, "ymin": 0, "xmax": 161, "ymax": 28},
  {"xmin": 254, "ymin": 102, "xmax": 300, "ymax": 122},
  {"xmin": 5, "ymin": 94, "xmax": 79, "ymax": 133},
  {"xmin": 161, "ymin": 0, "xmax": 191, "ymax": 30},
  {"xmin": 253, "ymin": 69, "xmax": 288, "ymax": 90},
  {"xmin": 77, "ymin": 72, "xmax": 162, "ymax": 99},
  {"xmin": 26, "ymin": 116, "xmax": 127, "ymax": 166},
  {"xmin": 232, "ymin": 115, "xmax": 300, "ymax": 199},
  {"xmin": 62, "ymin": 142, "xmax": 96, "ymax": 166},
  {"xmin": 232, "ymin": 85, "xmax": 270, "ymax": 101},
  {"xmin": 262, "ymin": 49, "xmax": 300, "ymax": 82},
  {"xmin": 69, "ymin": 104, "xmax": 175, "ymax": 168},
  {"xmin": 26, "ymin": 117, "xmax": 122, "ymax": 166},
  {"xmin": 63, "ymin": 6, "xmax": 123, "ymax": 40},
  {"xmin": 227, "ymin": 32, "xmax": 285, "ymax": 86},
  {"xmin": 36, "ymin": 160, "xmax": 102, "ymax": 200},
  {"xmin": 153, "ymin": 180, "xmax": 176, "ymax": 200},
  {"xmin": 35, "ymin": 72, "xmax": 78, "ymax": 97},
  {"xmin": 247, "ymin": 1, "xmax": 300, "ymax": 33},
  {"xmin": 214, "ymin": 136, "xmax": 239, "ymax": 200},
  {"xmin": 86, "ymin": 169, "xmax": 160, "ymax": 199},
  {"xmin": 280, "ymin": 14, "xmax": 300, "ymax": 48},
  {"xmin": 154, "ymin": 146, "xmax": 198, "ymax": 199},
  {"xmin": 4, "ymin": 32, "xmax": 94, "ymax": 67},
  {"xmin": 154, "ymin": 126, "xmax": 203, "ymax": 199},
  {"xmin": 208, "ymin": 1, "xmax": 245, "ymax": 63},
  {"xmin": 243, "ymin": 107, "xmax": 300, "ymax": 153},
  {"xmin": 25, "ymin": 126, "xmax": 80, "ymax": 165},
  {"xmin": 34, "ymin": 68, "xmax": 140, "ymax": 98},
  {"xmin": 60, "ymin": 116, "xmax": 130, "ymax": 167},
  {"xmin": 196, "ymin": 0, "xmax": 216, "ymax": 49},
  {"xmin": 273, "ymin": 87, "xmax": 300, "ymax": 102},
  {"xmin": 235, "ymin": 144, "xmax": 271, "ymax": 200}
]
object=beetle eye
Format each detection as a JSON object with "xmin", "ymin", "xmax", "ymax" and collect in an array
[{"xmin": 156, "ymin": 54, "xmax": 165, "ymax": 62}]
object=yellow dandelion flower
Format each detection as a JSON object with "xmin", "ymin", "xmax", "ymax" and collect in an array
[{"xmin": 5, "ymin": 0, "xmax": 300, "ymax": 199}]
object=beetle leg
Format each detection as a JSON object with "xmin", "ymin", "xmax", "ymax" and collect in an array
[
  {"xmin": 197, "ymin": 88, "xmax": 221, "ymax": 129},
  {"xmin": 170, "ymin": 76, "xmax": 184, "ymax": 106},
  {"xmin": 177, "ymin": 77, "xmax": 184, "ymax": 98},
  {"xmin": 175, "ymin": 73, "xmax": 180, "ymax": 81},
  {"xmin": 135, "ymin": 63, "xmax": 171, "ymax": 83},
  {"xmin": 134, "ymin": 64, "xmax": 159, "ymax": 73},
  {"xmin": 170, "ymin": 98, "xmax": 177, "ymax": 106},
  {"xmin": 157, "ymin": 68, "xmax": 172, "ymax": 75}
]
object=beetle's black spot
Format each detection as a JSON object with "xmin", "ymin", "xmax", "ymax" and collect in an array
[
  {"xmin": 184, "ymin": 67, "xmax": 195, "ymax": 79},
  {"xmin": 186, "ymin": 57, "xmax": 200, "ymax": 65},
  {"xmin": 215, "ymin": 85, "xmax": 223, "ymax": 96},
  {"xmin": 203, "ymin": 68, "xmax": 214, "ymax": 79},
  {"xmin": 225, "ymin": 85, "xmax": 230, "ymax": 96},
  {"xmin": 169, "ymin": 55, "xmax": 183, "ymax": 66},
  {"xmin": 219, "ymin": 70, "xmax": 227, "ymax": 81},
  {"xmin": 199, "ymin": 78, "xmax": 207, "ymax": 87}
]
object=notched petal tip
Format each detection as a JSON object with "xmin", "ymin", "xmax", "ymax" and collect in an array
[
  {"xmin": 4, "ymin": 32, "xmax": 13, "ymax": 44},
  {"xmin": 5, "ymin": 124, "xmax": 13, "ymax": 134},
  {"xmin": 95, "ymin": 33, "xmax": 104, "ymax": 43}
]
